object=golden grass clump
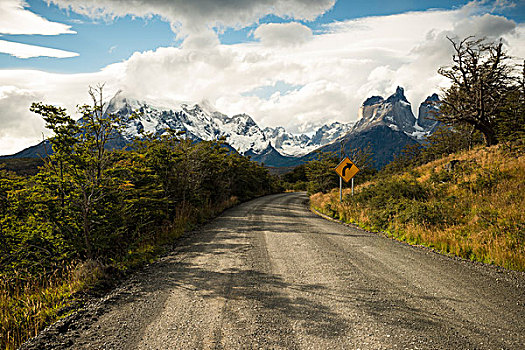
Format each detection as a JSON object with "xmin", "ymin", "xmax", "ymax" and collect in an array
[
  {"xmin": 311, "ymin": 145, "xmax": 525, "ymax": 272},
  {"xmin": 0, "ymin": 266, "xmax": 84, "ymax": 350}
]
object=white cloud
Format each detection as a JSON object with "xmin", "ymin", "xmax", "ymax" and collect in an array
[
  {"xmin": 48, "ymin": 0, "xmax": 334, "ymax": 41},
  {"xmin": 254, "ymin": 22, "xmax": 313, "ymax": 47},
  {"xmin": 1, "ymin": 1, "xmax": 524, "ymax": 154},
  {"xmin": 0, "ymin": 86, "xmax": 46, "ymax": 155},
  {"xmin": 0, "ymin": 66, "xmax": 124, "ymax": 155},
  {"xmin": 0, "ymin": 1, "xmax": 78, "ymax": 62},
  {"xmin": 0, "ymin": 39, "xmax": 79, "ymax": 58},
  {"xmin": 0, "ymin": 0, "xmax": 75, "ymax": 35},
  {"xmin": 453, "ymin": 13, "xmax": 516, "ymax": 38}
]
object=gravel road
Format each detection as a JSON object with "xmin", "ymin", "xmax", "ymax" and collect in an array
[{"xmin": 21, "ymin": 192, "xmax": 525, "ymax": 349}]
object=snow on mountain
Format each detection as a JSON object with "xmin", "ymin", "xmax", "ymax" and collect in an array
[
  {"xmin": 309, "ymin": 121, "xmax": 355, "ymax": 146},
  {"xmin": 216, "ymin": 113, "xmax": 269, "ymax": 154},
  {"xmin": 105, "ymin": 90, "xmax": 353, "ymax": 158},
  {"xmin": 263, "ymin": 126, "xmax": 311, "ymax": 156},
  {"xmin": 262, "ymin": 126, "xmax": 306, "ymax": 156},
  {"xmin": 353, "ymin": 86, "xmax": 417, "ymax": 136},
  {"xmin": 262, "ymin": 122, "xmax": 355, "ymax": 156},
  {"xmin": 106, "ymin": 91, "xmax": 268, "ymax": 154}
]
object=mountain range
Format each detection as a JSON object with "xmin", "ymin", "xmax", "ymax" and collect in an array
[
  {"xmin": 1, "ymin": 87, "xmax": 440, "ymax": 169},
  {"xmin": 105, "ymin": 91, "xmax": 355, "ymax": 158},
  {"xmin": 319, "ymin": 87, "xmax": 441, "ymax": 169}
]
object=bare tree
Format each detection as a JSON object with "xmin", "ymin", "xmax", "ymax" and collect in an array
[{"xmin": 438, "ymin": 36, "xmax": 517, "ymax": 146}]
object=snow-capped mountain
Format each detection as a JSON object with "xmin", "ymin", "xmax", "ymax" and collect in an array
[
  {"xmin": 352, "ymin": 86, "xmax": 440, "ymax": 141},
  {"xmin": 353, "ymin": 86, "xmax": 417, "ymax": 136},
  {"xmin": 262, "ymin": 126, "xmax": 312, "ymax": 156},
  {"xmin": 3, "ymin": 88, "xmax": 440, "ymax": 170},
  {"xmin": 309, "ymin": 122, "xmax": 355, "ymax": 146},
  {"xmin": 307, "ymin": 87, "xmax": 442, "ymax": 169},
  {"xmin": 107, "ymin": 91, "xmax": 268, "ymax": 154},
  {"xmin": 106, "ymin": 90, "xmax": 354, "ymax": 158},
  {"xmin": 262, "ymin": 122, "xmax": 354, "ymax": 157}
]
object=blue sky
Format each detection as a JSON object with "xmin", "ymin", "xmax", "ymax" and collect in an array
[
  {"xmin": 0, "ymin": 0, "xmax": 524, "ymax": 155},
  {"xmin": 1, "ymin": 0, "xmax": 522, "ymax": 72}
]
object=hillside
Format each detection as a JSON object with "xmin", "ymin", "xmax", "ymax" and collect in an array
[
  {"xmin": 0, "ymin": 158, "xmax": 44, "ymax": 176},
  {"xmin": 304, "ymin": 124, "xmax": 419, "ymax": 169},
  {"xmin": 310, "ymin": 145, "xmax": 525, "ymax": 271}
]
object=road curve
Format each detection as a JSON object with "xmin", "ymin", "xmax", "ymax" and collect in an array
[{"xmin": 22, "ymin": 192, "xmax": 525, "ymax": 349}]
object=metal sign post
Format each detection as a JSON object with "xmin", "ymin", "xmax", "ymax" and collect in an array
[
  {"xmin": 339, "ymin": 176, "xmax": 342, "ymax": 202},
  {"xmin": 334, "ymin": 156, "xmax": 360, "ymax": 201},
  {"xmin": 339, "ymin": 142, "xmax": 343, "ymax": 202}
]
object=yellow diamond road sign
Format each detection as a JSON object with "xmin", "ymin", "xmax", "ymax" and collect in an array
[{"xmin": 335, "ymin": 157, "xmax": 360, "ymax": 183}]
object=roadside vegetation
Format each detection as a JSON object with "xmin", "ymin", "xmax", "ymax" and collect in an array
[
  {"xmin": 311, "ymin": 145, "xmax": 524, "ymax": 271},
  {"xmin": 307, "ymin": 37, "xmax": 524, "ymax": 272},
  {"xmin": 281, "ymin": 146, "xmax": 377, "ymax": 194},
  {"xmin": 0, "ymin": 86, "xmax": 281, "ymax": 349}
]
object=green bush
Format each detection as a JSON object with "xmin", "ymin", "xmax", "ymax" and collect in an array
[
  {"xmin": 354, "ymin": 178, "xmax": 429, "ymax": 208},
  {"xmin": 292, "ymin": 181, "xmax": 308, "ymax": 191}
]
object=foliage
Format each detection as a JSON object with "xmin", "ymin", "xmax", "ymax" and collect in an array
[
  {"xmin": 344, "ymin": 144, "xmax": 376, "ymax": 182},
  {"xmin": 30, "ymin": 85, "xmax": 122, "ymax": 260},
  {"xmin": 0, "ymin": 88, "xmax": 281, "ymax": 349},
  {"xmin": 438, "ymin": 36, "xmax": 522, "ymax": 146},
  {"xmin": 382, "ymin": 124, "xmax": 485, "ymax": 175},
  {"xmin": 311, "ymin": 145, "xmax": 525, "ymax": 272},
  {"xmin": 304, "ymin": 152, "xmax": 340, "ymax": 194},
  {"xmin": 496, "ymin": 63, "xmax": 525, "ymax": 153},
  {"xmin": 281, "ymin": 163, "xmax": 308, "ymax": 191},
  {"xmin": 381, "ymin": 143, "xmax": 424, "ymax": 174},
  {"xmin": 0, "ymin": 158, "xmax": 44, "ymax": 176}
]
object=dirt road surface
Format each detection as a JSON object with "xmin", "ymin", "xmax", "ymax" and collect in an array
[{"xmin": 21, "ymin": 192, "xmax": 525, "ymax": 349}]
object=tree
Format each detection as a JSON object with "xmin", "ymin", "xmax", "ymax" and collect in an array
[
  {"xmin": 381, "ymin": 143, "xmax": 423, "ymax": 174},
  {"xmin": 30, "ymin": 85, "xmax": 123, "ymax": 259},
  {"xmin": 438, "ymin": 36, "xmax": 518, "ymax": 146},
  {"xmin": 305, "ymin": 152, "xmax": 339, "ymax": 194},
  {"xmin": 345, "ymin": 144, "xmax": 376, "ymax": 183},
  {"xmin": 496, "ymin": 61, "xmax": 525, "ymax": 152}
]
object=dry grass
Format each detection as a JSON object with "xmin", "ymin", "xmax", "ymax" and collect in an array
[
  {"xmin": 311, "ymin": 145, "xmax": 525, "ymax": 271},
  {"xmin": 1, "ymin": 195, "xmax": 241, "ymax": 350},
  {"xmin": 0, "ymin": 266, "xmax": 85, "ymax": 350}
]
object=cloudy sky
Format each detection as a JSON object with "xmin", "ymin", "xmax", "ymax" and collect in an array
[{"xmin": 0, "ymin": 0, "xmax": 524, "ymax": 155}]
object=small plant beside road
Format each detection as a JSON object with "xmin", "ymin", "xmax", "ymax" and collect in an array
[{"xmin": 311, "ymin": 145, "xmax": 525, "ymax": 271}]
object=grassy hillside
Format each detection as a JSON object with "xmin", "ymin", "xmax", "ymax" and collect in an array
[{"xmin": 311, "ymin": 145, "xmax": 525, "ymax": 271}]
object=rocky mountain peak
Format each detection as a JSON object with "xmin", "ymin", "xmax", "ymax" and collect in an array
[
  {"xmin": 386, "ymin": 86, "xmax": 409, "ymax": 104},
  {"xmin": 363, "ymin": 96, "xmax": 384, "ymax": 106},
  {"xmin": 233, "ymin": 113, "xmax": 256, "ymax": 127},
  {"xmin": 417, "ymin": 93, "xmax": 441, "ymax": 132},
  {"xmin": 423, "ymin": 93, "xmax": 440, "ymax": 103},
  {"xmin": 353, "ymin": 86, "xmax": 424, "ymax": 137}
]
